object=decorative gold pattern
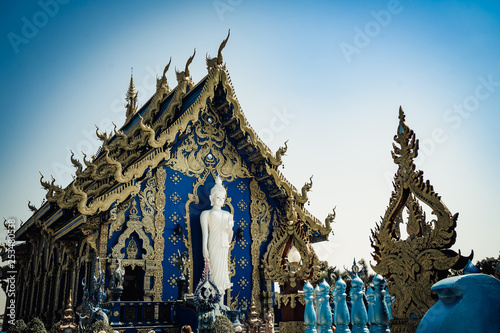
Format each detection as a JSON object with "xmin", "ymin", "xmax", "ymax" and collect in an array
[
  {"xmin": 153, "ymin": 167, "xmax": 166, "ymax": 301},
  {"xmin": 279, "ymin": 321, "xmax": 306, "ymax": 333},
  {"xmin": 237, "ymin": 199, "xmax": 248, "ymax": 212},
  {"xmin": 237, "ymin": 277, "xmax": 249, "ymax": 289},
  {"xmin": 169, "ymin": 192, "xmax": 181, "ymax": 204},
  {"xmin": 227, "ymin": 246, "xmax": 236, "ymax": 305},
  {"xmin": 238, "ymin": 257, "xmax": 249, "ymax": 269},
  {"xmin": 237, "ymin": 181, "xmax": 247, "ymax": 193},
  {"xmin": 167, "ymin": 253, "xmax": 178, "ymax": 266},
  {"xmin": 99, "ymin": 221, "xmax": 109, "ymax": 258},
  {"xmin": 111, "ymin": 201, "xmax": 154, "ymax": 260},
  {"xmin": 371, "ymin": 108, "xmax": 464, "ymax": 321},
  {"xmin": 138, "ymin": 170, "xmax": 157, "ymax": 238},
  {"xmin": 238, "ymin": 238, "xmax": 248, "ymax": 250},
  {"xmin": 277, "ymin": 293, "xmax": 305, "ymax": 309},
  {"xmin": 109, "ymin": 200, "xmax": 131, "ymax": 238},
  {"xmin": 263, "ymin": 165, "xmax": 331, "ymax": 236},
  {"xmin": 262, "ymin": 202, "xmax": 322, "ymax": 288},
  {"xmin": 168, "ymin": 212, "xmax": 181, "ymax": 225},
  {"xmin": 168, "ymin": 110, "xmax": 250, "ymax": 181},
  {"xmin": 126, "ymin": 238, "xmax": 138, "ymax": 259},
  {"xmin": 170, "ymin": 173, "xmax": 182, "ymax": 185},
  {"xmin": 167, "ymin": 275, "xmax": 177, "ymax": 288},
  {"xmin": 80, "ymin": 228, "xmax": 99, "ymax": 254},
  {"xmin": 229, "ymin": 292, "xmax": 240, "ymax": 311},
  {"xmin": 168, "ymin": 233, "xmax": 181, "ymax": 246},
  {"xmin": 249, "ymin": 179, "xmax": 271, "ymax": 314},
  {"xmin": 40, "ymin": 143, "xmax": 170, "ymax": 216},
  {"xmin": 239, "ymin": 296, "xmax": 249, "ymax": 309},
  {"xmin": 237, "ymin": 218, "xmax": 248, "ymax": 229}
]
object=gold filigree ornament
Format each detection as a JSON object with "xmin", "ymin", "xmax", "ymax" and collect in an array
[
  {"xmin": 138, "ymin": 169, "xmax": 157, "ymax": 238},
  {"xmin": 277, "ymin": 293, "xmax": 305, "ymax": 309},
  {"xmin": 249, "ymin": 179, "xmax": 271, "ymax": 314},
  {"xmin": 279, "ymin": 321, "xmax": 306, "ymax": 333},
  {"xmin": 262, "ymin": 208, "xmax": 321, "ymax": 288},
  {"xmin": 126, "ymin": 238, "xmax": 139, "ymax": 259},
  {"xmin": 111, "ymin": 200, "xmax": 154, "ymax": 260},
  {"xmin": 153, "ymin": 167, "xmax": 166, "ymax": 301},
  {"xmin": 109, "ymin": 200, "xmax": 132, "ymax": 238},
  {"xmin": 169, "ymin": 109, "xmax": 250, "ymax": 180},
  {"xmin": 370, "ymin": 107, "xmax": 468, "ymax": 321}
]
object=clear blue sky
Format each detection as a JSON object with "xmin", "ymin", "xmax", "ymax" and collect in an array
[{"xmin": 1, "ymin": 0, "xmax": 499, "ymax": 293}]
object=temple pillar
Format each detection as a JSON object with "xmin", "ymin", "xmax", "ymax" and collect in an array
[{"xmin": 278, "ymin": 281, "xmax": 306, "ymax": 333}]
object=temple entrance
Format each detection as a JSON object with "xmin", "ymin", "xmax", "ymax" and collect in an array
[{"xmin": 121, "ymin": 266, "xmax": 145, "ymax": 301}]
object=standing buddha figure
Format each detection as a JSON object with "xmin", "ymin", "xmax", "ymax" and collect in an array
[{"xmin": 200, "ymin": 175, "xmax": 234, "ymax": 303}]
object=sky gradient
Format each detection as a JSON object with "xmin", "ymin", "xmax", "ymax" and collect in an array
[{"xmin": 1, "ymin": 0, "xmax": 499, "ymax": 303}]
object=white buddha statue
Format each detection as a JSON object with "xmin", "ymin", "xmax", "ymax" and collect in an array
[{"xmin": 200, "ymin": 176, "xmax": 234, "ymax": 302}]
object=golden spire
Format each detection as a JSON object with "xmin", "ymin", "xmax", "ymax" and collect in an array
[{"xmin": 125, "ymin": 67, "xmax": 138, "ymax": 124}]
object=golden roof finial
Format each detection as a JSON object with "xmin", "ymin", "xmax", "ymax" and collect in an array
[
  {"xmin": 163, "ymin": 57, "xmax": 172, "ymax": 79},
  {"xmin": 217, "ymin": 29, "xmax": 230, "ymax": 65},
  {"xmin": 127, "ymin": 68, "xmax": 137, "ymax": 99},
  {"xmin": 185, "ymin": 49, "xmax": 196, "ymax": 78},
  {"xmin": 28, "ymin": 200, "xmax": 37, "ymax": 212},
  {"xmin": 125, "ymin": 67, "xmax": 138, "ymax": 123},
  {"xmin": 207, "ymin": 30, "xmax": 231, "ymax": 70}
]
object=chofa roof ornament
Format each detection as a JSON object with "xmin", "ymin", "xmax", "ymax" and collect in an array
[
  {"xmin": 207, "ymin": 29, "xmax": 230, "ymax": 69},
  {"xmin": 370, "ymin": 106, "xmax": 471, "ymax": 325}
]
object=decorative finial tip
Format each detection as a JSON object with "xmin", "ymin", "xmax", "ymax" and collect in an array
[
  {"xmin": 398, "ymin": 106, "xmax": 405, "ymax": 121},
  {"xmin": 163, "ymin": 57, "xmax": 172, "ymax": 78}
]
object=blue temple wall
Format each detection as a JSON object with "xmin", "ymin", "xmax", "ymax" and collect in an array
[{"xmin": 160, "ymin": 167, "xmax": 194, "ymax": 302}]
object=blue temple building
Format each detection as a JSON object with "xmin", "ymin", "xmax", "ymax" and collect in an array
[{"xmin": 3, "ymin": 35, "xmax": 333, "ymax": 332}]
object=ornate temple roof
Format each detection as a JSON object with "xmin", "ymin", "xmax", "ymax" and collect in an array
[{"xmin": 17, "ymin": 32, "xmax": 332, "ymax": 243}]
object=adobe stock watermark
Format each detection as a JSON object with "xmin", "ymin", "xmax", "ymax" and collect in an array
[
  {"xmin": 5, "ymin": 218, "xmax": 17, "ymax": 325},
  {"xmin": 442, "ymin": 74, "xmax": 500, "ymax": 131},
  {"xmin": 257, "ymin": 107, "xmax": 296, "ymax": 145},
  {"xmin": 339, "ymin": 0, "xmax": 403, "ymax": 63},
  {"xmin": 7, "ymin": 0, "xmax": 71, "ymax": 54},
  {"xmin": 417, "ymin": 74, "xmax": 499, "ymax": 166},
  {"xmin": 213, "ymin": 0, "xmax": 243, "ymax": 21},
  {"xmin": 383, "ymin": 74, "xmax": 499, "ymax": 188}
]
